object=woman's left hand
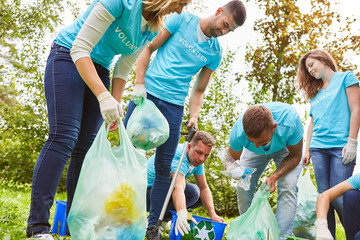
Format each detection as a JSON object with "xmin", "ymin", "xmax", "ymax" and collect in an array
[{"xmin": 106, "ymin": 121, "xmax": 119, "ymax": 132}]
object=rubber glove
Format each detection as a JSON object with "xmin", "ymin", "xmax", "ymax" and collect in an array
[
  {"xmin": 175, "ymin": 209, "xmax": 197, "ymax": 236},
  {"xmin": 131, "ymin": 84, "xmax": 147, "ymax": 101},
  {"xmin": 342, "ymin": 137, "xmax": 357, "ymax": 164},
  {"xmin": 315, "ymin": 218, "xmax": 334, "ymax": 240},
  {"xmin": 97, "ymin": 91, "xmax": 123, "ymax": 123}
]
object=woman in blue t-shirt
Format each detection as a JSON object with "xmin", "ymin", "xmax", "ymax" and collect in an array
[
  {"xmin": 26, "ymin": 0, "xmax": 191, "ymax": 238},
  {"xmin": 297, "ymin": 49, "xmax": 360, "ymax": 239},
  {"xmin": 315, "ymin": 173, "xmax": 360, "ymax": 240}
]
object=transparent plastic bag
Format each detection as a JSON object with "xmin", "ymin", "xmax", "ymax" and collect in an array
[
  {"xmin": 218, "ymin": 149, "xmax": 256, "ymax": 191},
  {"xmin": 67, "ymin": 122, "xmax": 147, "ymax": 240},
  {"xmin": 126, "ymin": 96, "xmax": 169, "ymax": 150},
  {"xmin": 226, "ymin": 183, "xmax": 280, "ymax": 240},
  {"xmin": 293, "ymin": 167, "xmax": 318, "ymax": 240}
]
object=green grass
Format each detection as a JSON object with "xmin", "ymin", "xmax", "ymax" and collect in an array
[{"xmin": 0, "ymin": 180, "xmax": 346, "ymax": 240}]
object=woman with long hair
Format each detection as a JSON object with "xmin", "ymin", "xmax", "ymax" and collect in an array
[
  {"xmin": 297, "ymin": 49, "xmax": 360, "ymax": 239},
  {"xmin": 26, "ymin": 0, "xmax": 191, "ymax": 238}
]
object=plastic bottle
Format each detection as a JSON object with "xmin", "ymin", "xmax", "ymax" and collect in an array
[{"xmin": 182, "ymin": 209, "xmax": 195, "ymax": 239}]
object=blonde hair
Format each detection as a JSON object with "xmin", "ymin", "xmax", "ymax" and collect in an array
[
  {"xmin": 297, "ymin": 49, "xmax": 338, "ymax": 100},
  {"xmin": 143, "ymin": 0, "xmax": 191, "ymax": 32}
]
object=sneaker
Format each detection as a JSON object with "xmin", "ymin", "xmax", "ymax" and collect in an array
[
  {"xmin": 146, "ymin": 225, "xmax": 163, "ymax": 240},
  {"xmin": 30, "ymin": 233, "xmax": 54, "ymax": 240}
]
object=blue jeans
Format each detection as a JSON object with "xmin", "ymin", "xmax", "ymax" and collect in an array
[
  {"xmin": 343, "ymin": 189, "xmax": 360, "ymax": 240},
  {"xmin": 26, "ymin": 43, "xmax": 110, "ymax": 236},
  {"xmin": 236, "ymin": 148, "xmax": 302, "ymax": 237},
  {"xmin": 310, "ymin": 148, "xmax": 355, "ymax": 238},
  {"xmin": 146, "ymin": 182, "xmax": 203, "ymax": 222},
  {"xmin": 124, "ymin": 94, "xmax": 184, "ymax": 227}
]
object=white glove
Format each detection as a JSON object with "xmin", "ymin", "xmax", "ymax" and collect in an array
[
  {"xmin": 342, "ymin": 137, "xmax": 357, "ymax": 164},
  {"xmin": 97, "ymin": 91, "xmax": 123, "ymax": 123},
  {"xmin": 175, "ymin": 209, "xmax": 197, "ymax": 236},
  {"xmin": 131, "ymin": 84, "xmax": 147, "ymax": 101},
  {"xmin": 315, "ymin": 218, "xmax": 334, "ymax": 240}
]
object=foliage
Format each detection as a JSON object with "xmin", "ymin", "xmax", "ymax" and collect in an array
[
  {"xmin": 243, "ymin": 0, "xmax": 360, "ymax": 104},
  {"xmin": 0, "ymin": 0, "xmax": 83, "ymax": 189},
  {"xmin": 182, "ymin": 50, "xmax": 246, "ymax": 217}
]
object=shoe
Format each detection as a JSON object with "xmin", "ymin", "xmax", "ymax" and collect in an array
[
  {"xmin": 30, "ymin": 233, "xmax": 54, "ymax": 240},
  {"xmin": 146, "ymin": 225, "xmax": 163, "ymax": 240}
]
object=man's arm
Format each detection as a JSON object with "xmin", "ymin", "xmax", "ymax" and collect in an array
[
  {"xmin": 135, "ymin": 28, "xmax": 172, "ymax": 85},
  {"xmin": 194, "ymin": 173, "xmax": 224, "ymax": 223},
  {"xmin": 187, "ymin": 67, "xmax": 214, "ymax": 129},
  {"xmin": 171, "ymin": 172, "xmax": 187, "ymax": 211},
  {"xmin": 266, "ymin": 138, "xmax": 303, "ymax": 193}
]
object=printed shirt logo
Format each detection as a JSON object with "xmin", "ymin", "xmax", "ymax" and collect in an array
[
  {"xmin": 312, "ymin": 88, "xmax": 339, "ymax": 106},
  {"xmin": 179, "ymin": 37, "xmax": 207, "ymax": 63},
  {"xmin": 115, "ymin": 26, "xmax": 139, "ymax": 52}
]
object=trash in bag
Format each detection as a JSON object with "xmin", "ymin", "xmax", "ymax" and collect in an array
[
  {"xmin": 217, "ymin": 149, "xmax": 256, "ymax": 191},
  {"xmin": 226, "ymin": 183, "xmax": 280, "ymax": 240},
  {"xmin": 67, "ymin": 122, "xmax": 147, "ymax": 240},
  {"xmin": 127, "ymin": 95, "xmax": 169, "ymax": 150},
  {"xmin": 293, "ymin": 166, "xmax": 318, "ymax": 240}
]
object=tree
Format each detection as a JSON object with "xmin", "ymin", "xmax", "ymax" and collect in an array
[
  {"xmin": 0, "ymin": 0, "xmax": 83, "ymax": 186},
  {"xmin": 243, "ymin": 0, "xmax": 360, "ymax": 104},
  {"xmin": 182, "ymin": 50, "xmax": 246, "ymax": 217}
]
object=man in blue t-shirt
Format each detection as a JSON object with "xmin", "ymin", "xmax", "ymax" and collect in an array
[
  {"xmin": 122, "ymin": 1, "xmax": 247, "ymax": 239},
  {"xmin": 223, "ymin": 102, "xmax": 304, "ymax": 237},
  {"xmin": 146, "ymin": 131, "xmax": 224, "ymax": 238}
]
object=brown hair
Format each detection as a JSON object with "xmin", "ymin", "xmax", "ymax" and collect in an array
[
  {"xmin": 222, "ymin": 0, "xmax": 247, "ymax": 27},
  {"xmin": 191, "ymin": 131, "xmax": 216, "ymax": 147},
  {"xmin": 297, "ymin": 49, "xmax": 338, "ymax": 100},
  {"xmin": 242, "ymin": 105, "xmax": 273, "ymax": 138},
  {"xmin": 143, "ymin": 0, "xmax": 191, "ymax": 32}
]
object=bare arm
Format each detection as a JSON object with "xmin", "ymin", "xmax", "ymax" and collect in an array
[
  {"xmin": 266, "ymin": 138, "xmax": 303, "ymax": 193},
  {"xmin": 194, "ymin": 174, "xmax": 224, "ymax": 222},
  {"xmin": 135, "ymin": 28, "xmax": 172, "ymax": 84},
  {"xmin": 303, "ymin": 117, "xmax": 314, "ymax": 166},
  {"xmin": 346, "ymin": 85, "xmax": 360, "ymax": 139},
  {"xmin": 187, "ymin": 67, "xmax": 213, "ymax": 129},
  {"xmin": 171, "ymin": 172, "xmax": 187, "ymax": 211},
  {"xmin": 317, "ymin": 180, "xmax": 354, "ymax": 219},
  {"xmin": 228, "ymin": 146, "xmax": 243, "ymax": 161}
]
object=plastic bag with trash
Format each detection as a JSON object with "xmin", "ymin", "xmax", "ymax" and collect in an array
[
  {"xmin": 67, "ymin": 122, "xmax": 147, "ymax": 240},
  {"xmin": 217, "ymin": 149, "xmax": 256, "ymax": 191},
  {"xmin": 293, "ymin": 166, "xmax": 318, "ymax": 240},
  {"xmin": 226, "ymin": 183, "xmax": 280, "ymax": 240},
  {"xmin": 126, "ymin": 95, "xmax": 169, "ymax": 150}
]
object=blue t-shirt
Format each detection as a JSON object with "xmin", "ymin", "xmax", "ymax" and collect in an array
[
  {"xmin": 348, "ymin": 173, "xmax": 360, "ymax": 189},
  {"xmin": 229, "ymin": 102, "xmax": 304, "ymax": 155},
  {"xmin": 310, "ymin": 71, "xmax": 359, "ymax": 148},
  {"xmin": 145, "ymin": 11, "xmax": 223, "ymax": 106},
  {"xmin": 147, "ymin": 144, "xmax": 204, "ymax": 188},
  {"xmin": 55, "ymin": 0, "xmax": 157, "ymax": 70}
]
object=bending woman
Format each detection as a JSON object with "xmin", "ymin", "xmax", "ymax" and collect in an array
[
  {"xmin": 297, "ymin": 49, "xmax": 360, "ymax": 239},
  {"xmin": 26, "ymin": 0, "xmax": 190, "ymax": 238},
  {"xmin": 315, "ymin": 173, "xmax": 360, "ymax": 240}
]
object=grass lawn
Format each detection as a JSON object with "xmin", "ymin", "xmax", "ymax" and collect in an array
[{"xmin": 0, "ymin": 180, "xmax": 346, "ymax": 240}]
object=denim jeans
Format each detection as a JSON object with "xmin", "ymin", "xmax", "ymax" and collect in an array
[
  {"xmin": 146, "ymin": 182, "xmax": 202, "ymax": 222},
  {"xmin": 26, "ymin": 43, "xmax": 110, "ymax": 236},
  {"xmin": 310, "ymin": 148, "xmax": 355, "ymax": 238},
  {"xmin": 343, "ymin": 189, "xmax": 360, "ymax": 240},
  {"xmin": 124, "ymin": 94, "xmax": 184, "ymax": 227},
  {"xmin": 236, "ymin": 148, "xmax": 302, "ymax": 237}
]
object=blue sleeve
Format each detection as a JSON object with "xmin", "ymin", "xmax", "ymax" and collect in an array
[
  {"xmin": 170, "ymin": 151, "xmax": 189, "ymax": 176},
  {"xmin": 164, "ymin": 12, "xmax": 183, "ymax": 34},
  {"xmin": 100, "ymin": 0, "xmax": 128, "ymax": 18},
  {"xmin": 206, "ymin": 47, "xmax": 223, "ymax": 71},
  {"xmin": 348, "ymin": 173, "xmax": 360, "ymax": 189},
  {"xmin": 286, "ymin": 113, "xmax": 304, "ymax": 146},
  {"xmin": 344, "ymin": 71, "xmax": 359, "ymax": 88},
  {"xmin": 229, "ymin": 117, "xmax": 245, "ymax": 151},
  {"xmin": 193, "ymin": 164, "xmax": 204, "ymax": 176}
]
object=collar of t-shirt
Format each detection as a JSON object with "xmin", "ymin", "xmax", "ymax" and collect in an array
[
  {"xmin": 197, "ymin": 23, "xmax": 210, "ymax": 42},
  {"xmin": 141, "ymin": 16, "xmax": 148, "ymax": 32}
]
